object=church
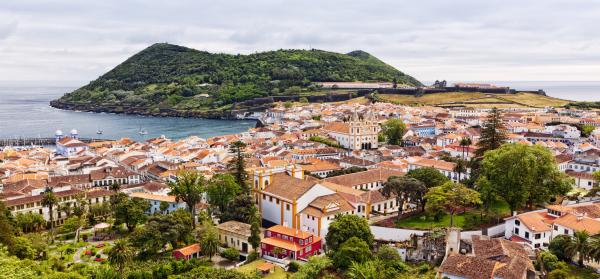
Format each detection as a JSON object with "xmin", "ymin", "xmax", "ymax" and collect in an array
[{"xmin": 323, "ymin": 110, "xmax": 380, "ymax": 150}]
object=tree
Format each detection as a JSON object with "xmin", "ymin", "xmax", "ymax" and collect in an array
[
  {"xmin": 557, "ymin": 231, "xmax": 596, "ymax": 267},
  {"xmin": 112, "ymin": 193, "xmax": 150, "ymax": 232},
  {"xmin": 380, "ymin": 176, "xmax": 426, "ymax": 217},
  {"xmin": 159, "ymin": 201, "xmax": 169, "ymax": 214},
  {"xmin": 9, "ymin": 236, "xmax": 35, "ymax": 259},
  {"xmin": 228, "ymin": 141, "xmax": 249, "ymax": 191},
  {"xmin": 109, "ymin": 183, "xmax": 121, "ymax": 193},
  {"xmin": 248, "ymin": 206, "xmax": 261, "ymax": 251},
  {"xmin": 424, "ymin": 182, "xmax": 481, "ymax": 227},
  {"xmin": 581, "ymin": 124, "xmax": 595, "ymax": 138},
  {"xmin": 406, "ymin": 167, "xmax": 450, "ymax": 189},
  {"xmin": 206, "ymin": 174, "xmax": 241, "ymax": 217},
  {"xmin": 459, "ymin": 137, "xmax": 473, "ymax": 160},
  {"xmin": 549, "ymin": 235, "xmax": 573, "ymax": 261},
  {"xmin": 168, "ymin": 171, "xmax": 206, "ymax": 228},
  {"xmin": 479, "ymin": 144, "xmax": 572, "ymax": 212},
  {"xmin": 381, "ymin": 119, "xmax": 406, "ymax": 145},
  {"xmin": 346, "ymin": 259, "xmax": 384, "ymax": 279},
  {"xmin": 15, "ymin": 212, "xmax": 45, "ymax": 233},
  {"xmin": 475, "ymin": 107, "xmax": 507, "ymax": 157},
  {"xmin": 293, "ymin": 255, "xmax": 332, "ymax": 279},
  {"xmin": 41, "ymin": 187, "xmax": 58, "ymax": 243},
  {"xmin": 539, "ymin": 251, "xmax": 560, "ymax": 272},
  {"xmin": 326, "ymin": 214, "xmax": 374, "ymax": 251},
  {"xmin": 405, "ymin": 167, "xmax": 450, "ymax": 212},
  {"xmin": 131, "ymin": 210, "xmax": 193, "ymax": 255},
  {"xmin": 332, "ymin": 237, "xmax": 372, "ymax": 269},
  {"xmin": 200, "ymin": 221, "xmax": 220, "ymax": 260},
  {"xmin": 108, "ymin": 240, "xmax": 134, "ymax": 277},
  {"xmin": 62, "ymin": 216, "xmax": 83, "ymax": 234},
  {"xmin": 0, "ymin": 201, "xmax": 15, "ymax": 248},
  {"xmin": 453, "ymin": 159, "xmax": 467, "ymax": 183}
]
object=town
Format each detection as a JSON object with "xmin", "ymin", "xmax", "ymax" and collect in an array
[{"xmin": 2, "ymin": 99, "xmax": 600, "ymax": 279}]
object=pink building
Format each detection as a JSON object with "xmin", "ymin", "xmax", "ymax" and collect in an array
[{"xmin": 260, "ymin": 225, "xmax": 321, "ymax": 261}]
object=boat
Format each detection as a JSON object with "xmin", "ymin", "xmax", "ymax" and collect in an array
[
  {"xmin": 138, "ymin": 127, "xmax": 148, "ymax": 135},
  {"xmin": 96, "ymin": 130, "xmax": 103, "ymax": 135}
]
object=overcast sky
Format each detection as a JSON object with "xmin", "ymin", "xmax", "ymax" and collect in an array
[{"xmin": 1, "ymin": 0, "xmax": 600, "ymax": 85}]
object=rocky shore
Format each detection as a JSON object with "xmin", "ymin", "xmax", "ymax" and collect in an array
[{"xmin": 49, "ymin": 99, "xmax": 264, "ymax": 119}]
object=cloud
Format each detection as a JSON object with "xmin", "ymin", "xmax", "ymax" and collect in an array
[
  {"xmin": 0, "ymin": 20, "xmax": 18, "ymax": 40},
  {"xmin": 0, "ymin": 0, "xmax": 600, "ymax": 83}
]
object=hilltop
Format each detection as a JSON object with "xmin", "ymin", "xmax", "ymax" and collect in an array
[{"xmin": 51, "ymin": 43, "xmax": 421, "ymax": 117}]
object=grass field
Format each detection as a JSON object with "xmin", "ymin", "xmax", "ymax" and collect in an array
[
  {"xmin": 394, "ymin": 201, "xmax": 511, "ymax": 230},
  {"xmin": 378, "ymin": 92, "xmax": 569, "ymax": 108},
  {"xmin": 236, "ymin": 259, "xmax": 290, "ymax": 279}
]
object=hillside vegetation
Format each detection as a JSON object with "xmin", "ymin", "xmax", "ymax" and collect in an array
[{"xmin": 54, "ymin": 43, "xmax": 420, "ymax": 114}]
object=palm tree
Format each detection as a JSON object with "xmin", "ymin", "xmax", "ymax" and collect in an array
[
  {"xmin": 41, "ymin": 187, "xmax": 58, "ymax": 243},
  {"xmin": 168, "ymin": 171, "xmax": 206, "ymax": 228},
  {"xmin": 459, "ymin": 137, "xmax": 473, "ymax": 160},
  {"xmin": 454, "ymin": 159, "xmax": 467, "ymax": 183},
  {"xmin": 108, "ymin": 240, "xmax": 134, "ymax": 277},
  {"xmin": 200, "ymin": 221, "xmax": 220, "ymax": 260},
  {"xmin": 563, "ymin": 231, "xmax": 592, "ymax": 267}
]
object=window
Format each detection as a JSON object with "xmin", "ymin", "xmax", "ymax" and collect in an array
[
  {"xmin": 299, "ymin": 239, "xmax": 303, "ymax": 245},
  {"xmin": 514, "ymin": 228, "xmax": 520, "ymax": 234},
  {"xmin": 564, "ymin": 229, "xmax": 569, "ymax": 234},
  {"xmin": 286, "ymin": 204, "xmax": 291, "ymax": 211},
  {"xmin": 535, "ymin": 233, "xmax": 541, "ymax": 239},
  {"xmin": 515, "ymin": 220, "xmax": 520, "ymax": 226},
  {"xmin": 525, "ymin": 232, "xmax": 529, "ymax": 239},
  {"xmin": 534, "ymin": 243, "xmax": 540, "ymax": 248},
  {"xmin": 554, "ymin": 225, "xmax": 558, "ymax": 231}
]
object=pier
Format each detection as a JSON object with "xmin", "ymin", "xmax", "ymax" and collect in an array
[{"xmin": 0, "ymin": 137, "xmax": 113, "ymax": 147}]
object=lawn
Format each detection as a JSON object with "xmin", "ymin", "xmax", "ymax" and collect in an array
[
  {"xmin": 236, "ymin": 259, "xmax": 290, "ymax": 279},
  {"xmin": 394, "ymin": 201, "xmax": 511, "ymax": 230}
]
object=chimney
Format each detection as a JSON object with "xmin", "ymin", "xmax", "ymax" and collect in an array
[{"xmin": 577, "ymin": 213, "xmax": 584, "ymax": 221}]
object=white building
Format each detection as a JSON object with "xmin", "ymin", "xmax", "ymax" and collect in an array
[{"xmin": 323, "ymin": 110, "xmax": 380, "ymax": 150}]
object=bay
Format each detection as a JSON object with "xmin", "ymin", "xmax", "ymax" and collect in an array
[{"xmin": 0, "ymin": 86, "xmax": 256, "ymax": 140}]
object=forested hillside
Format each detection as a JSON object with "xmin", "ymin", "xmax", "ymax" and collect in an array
[{"xmin": 53, "ymin": 43, "xmax": 421, "ymax": 114}]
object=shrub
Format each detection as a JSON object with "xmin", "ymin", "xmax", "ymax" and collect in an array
[
  {"xmin": 287, "ymin": 261, "xmax": 300, "ymax": 272},
  {"xmin": 246, "ymin": 251, "xmax": 259, "ymax": 262},
  {"xmin": 220, "ymin": 247, "xmax": 240, "ymax": 261}
]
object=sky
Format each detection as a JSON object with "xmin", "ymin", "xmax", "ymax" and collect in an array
[{"xmin": 1, "ymin": 0, "xmax": 600, "ymax": 85}]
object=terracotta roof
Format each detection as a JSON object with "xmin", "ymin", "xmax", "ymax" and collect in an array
[
  {"xmin": 257, "ymin": 262, "xmax": 275, "ymax": 272},
  {"xmin": 129, "ymin": 192, "xmax": 177, "ymax": 203},
  {"xmin": 553, "ymin": 213, "xmax": 600, "ymax": 235},
  {"xmin": 439, "ymin": 254, "xmax": 499, "ymax": 279},
  {"xmin": 173, "ymin": 243, "xmax": 201, "ymax": 256},
  {"xmin": 515, "ymin": 211, "xmax": 553, "ymax": 232},
  {"xmin": 411, "ymin": 158, "xmax": 456, "ymax": 171},
  {"xmin": 261, "ymin": 236, "xmax": 301, "ymax": 251},
  {"xmin": 300, "ymin": 193, "xmax": 355, "ymax": 217},
  {"xmin": 323, "ymin": 168, "xmax": 404, "ymax": 187},
  {"xmin": 323, "ymin": 122, "xmax": 350, "ymax": 134},
  {"xmin": 217, "ymin": 220, "xmax": 251, "ymax": 237},
  {"xmin": 262, "ymin": 173, "xmax": 316, "ymax": 201},
  {"xmin": 267, "ymin": 225, "xmax": 314, "ymax": 239}
]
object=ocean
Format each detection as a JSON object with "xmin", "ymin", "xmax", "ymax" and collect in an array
[
  {"xmin": 0, "ymin": 86, "xmax": 256, "ymax": 140},
  {"xmin": 0, "ymin": 82, "xmax": 598, "ymax": 140}
]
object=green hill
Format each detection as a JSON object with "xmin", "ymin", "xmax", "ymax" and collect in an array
[{"xmin": 52, "ymin": 43, "xmax": 421, "ymax": 115}]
